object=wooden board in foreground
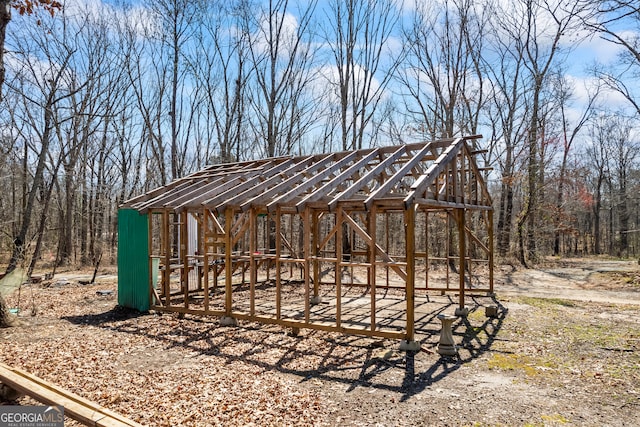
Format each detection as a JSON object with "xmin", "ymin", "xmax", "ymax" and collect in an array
[{"xmin": 0, "ymin": 362, "xmax": 145, "ymax": 427}]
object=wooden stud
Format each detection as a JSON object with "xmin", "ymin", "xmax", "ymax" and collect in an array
[
  {"xmin": 0, "ymin": 363, "xmax": 145, "ymax": 427},
  {"xmin": 163, "ymin": 210, "xmax": 170, "ymax": 307},
  {"xmin": 488, "ymin": 210, "xmax": 495, "ymax": 293},
  {"xmin": 458, "ymin": 208, "xmax": 466, "ymax": 309},
  {"xmin": 249, "ymin": 208, "xmax": 257, "ymax": 316},
  {"xmin": 303, "ymin": 206, "xmax": 311, "ymax": 323},
  {"xmin": 203, "ymin": 208, "xmax": 210, "ymax": 312},
  {"xmin": 275, "ymin": 206, "xmax": 282, "ymax": 319},
  {"xmin": 405, "ymin": 205, "xmax": 416, "ymax": 342},
  {"xmin": 181, "ymin": 210, "xmax": 189, "ymax": 309},
  {"xmin": 425, "ymin": 210, "xmax": 429, "ymax": 289},
  {"xmin": 312, "ymin": 210, "xmax": 320, "ymax": 302},
  {"xmin": 335, "ymin": 207, "xmax": 343, "ymax": 328},
  {"xmin": 224, "ymin": 207, "xmax": 233, "ymax": 316},
  {"xmin": 369, "ymin": 205, "xmax": 377, "ymax": 332},
  {"xmin": 385, "ymin": 213, "xmax": 390, "ymax": 288}
]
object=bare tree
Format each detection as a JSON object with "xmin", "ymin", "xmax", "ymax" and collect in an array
[
  {"xmin": 586, "ymin": 0, "xmax": 640, "ymax": 115},
  {"xmin": 123, "ymin": 0, "xmax": 200, "ymax": 186},
  {"xmin": 152, "ymin": 0, "xmax": 199, "ymax": 180},
  {"xmin": 243, "ymin": 0, "xmax": 318, "ymax": 158},
  {"xmin": 605, "ymin": 115, "xmax": 638, "ymax": 256},
  {"xmin": 399, "ymin": 0, "xmax": 488, "ymax": 139},
  {"xmin": 484, "ymin": 0, "xmax": 531, "ymax": 258},
  {"xmin": 0, "ymin": 1, "xmax": 62, "ymax": 102},
  {"xmin": 586, "ymin": 113, "xmax": 612, "ymax": 254},
  {"xmin": 190, "ymin": 0, "xmax": 249, "ymax": 164},
  {"xmin": 499, "ymin": 0, "xmax": 588, "ymax": 266},
  {"xmin": 4, "ymin": 11, "xmax": 85, "ymax": 273},
  {"xmin": 323, "ymin": 0, "xmax": 400, "ymax": 151},
  {"xmin": 551, "ymin": 72, "xmax": 599, "ymax": 255}
]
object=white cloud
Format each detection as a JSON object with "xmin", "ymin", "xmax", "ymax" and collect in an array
[
  {"xmin": 62, "ymin": 0, "xmax": 159, "ymax": 38},
  {"xmin": 314, "ymin": 63, "xmax": 384, "ymax": 107},
  {"xmin": 251, "ymin": 11, "xmax": 301, "ymax": 58}
]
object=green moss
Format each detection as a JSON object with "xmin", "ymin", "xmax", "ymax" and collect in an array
[
  {"xmin": 487, "ymin": 353, "xmax": 557, "ymax": 377},
  {"xmin": 518, "ymin": 296, "xmax": 576, "ymax": 308},
  {"xmin": 541, "ymin": 413, "xmax": 570, "ymax": 424}
]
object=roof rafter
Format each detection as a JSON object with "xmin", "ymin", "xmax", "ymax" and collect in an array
[{"xmin": 121, "ymin": 135, "xmax": 491, "ymax": 214}]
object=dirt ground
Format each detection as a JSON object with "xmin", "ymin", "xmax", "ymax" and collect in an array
[{"xmin": 1, "ymin": 257, "xmax": 639, "ymax": 426}]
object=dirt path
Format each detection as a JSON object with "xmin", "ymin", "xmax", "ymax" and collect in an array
[{"xmin": 496, "ymin": 258, "xmax": 640, "ymax": 305}]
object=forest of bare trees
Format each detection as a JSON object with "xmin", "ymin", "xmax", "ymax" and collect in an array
[{"xmin": 1, "ymin": 0, "xmax": 639, "ymax": 276}]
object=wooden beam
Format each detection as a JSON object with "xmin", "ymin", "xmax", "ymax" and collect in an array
[
  {"xmin": 239, "ymin": 152, "xmax": 338, "ymax": 211},
  {"xmin": 403, "ymin": 137, "xmax": 464, "ymax": 209},
  {"xmin": 327, "ymin": 145, "xmax": 408, "ymax": 211},
  {"xmin": 134, "ymin": 180, "xmax": 198, "ymax": 212},
  {"xmin": 364, "ymin": 142, "xmax": 438, "ymax": 210},
  {"xmin": 303, "ymin": 207, "xmax": 311, "ymax": 323},
  {"xmin": 267, "ymin": 150, "xmax": 370, "ymax": 210},
  {"xmin": 335, "ymin": 208, "xmax": 343, "ymax": 328},
  {"xmin": 312, "ymin": 210, "xmax": 321, "ymax": 301},
  {"xmin": 224, "ymin": 208, "xmax": 233, "ymax": 316},
  {"xmin": 249, "ymin": 208, "xmax": 257, "ymax": 316},
  {"xmin": 275, "ymin": 206, "xmax": 282, "ymax": 319},
  {"xmin": 368, "ymin": 206, "xmax": 377, "ymax": 332},
  {"xmin": 405, "ymin": 206, "xmax": 416, "ymax": 342},
  {"xmin": 162, "ymin": 210, "xmax": 170, "ymax": 307},
  {"xmin": 341, "ymin": 212, "xmax": 407, "ymax": 281},
  {"xmin": 295, "ymin": 148, "xmax": 382, "ymax": 212},
  {"xmin": 457, "ymin": 208, "xmax": 466, "ymax": 309},
  {"xmin": 203, "ymin": 208, "xmax": 210, "ymax": 312},
  {"xmin": 217, "ymin": 156, "xmax": 315, "ymax": 211},
  {"xmin": 0, "ymin": 363, "xmax": 144, "ymax": 427},
  {"xmin": 162, "ymin": 176, "xmax": 227, "ymax": 210},
  {"xmin": 181, "ymin": 211, "xmax": 189, "ymax": 309}
]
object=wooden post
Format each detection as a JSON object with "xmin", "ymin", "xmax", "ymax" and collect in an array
[
  {"xmin": 335, "ymin": 208, "xmax": 342, "ymax": 328},
  {"xmin": 181, "ymin": 210, "xmax": 189, "ymax": 309},
  {"xmin": 203, "ymin": 208, "xmax": 210, "ymax": 312},
  {"xmin": 488, "ymin": 210, "xmax": 495, "ymax": 293},
  {"xmin": 368, "ymin": 206, "xmax": 377, "ymax": 332},
  {"xmin": 425, "ymin": 211, "xmax": 429, "ymax": 289},
  {"xmin": 197, "ymin": 211, "xmax": 203, "ymax": 291},
  {"xmin": 224, "ymin": 207, "xmax": 233, "ymax": 316},
  {"xmin": 163, "ymin": 210, "xmax": 170, "ymax": 307},
  {"xmin": 212, "ymin": 211, "xmax": 218, "ymax": 292},
  {"xmin": 385, "ymin": 213, "xmax": 390, "ymax": 288},
  {"xmin": 445, "ymin": 211, "xmax": 451, "ymax": 291},
  {"xmin": 457, "ymin": 208, "xmax": 466, "ymax": 309},
  {"xmin": 303, "ymin": 207, "xmax": 311, "ymax": 323},
  {"xmin": 249, "ymin": 208, "xmax": 257, "ymax": 316},
  {"xmin": 312, "ymin": 211, "xmax": 320, "ymax": 302},
  {"xmin": 405, "ymin": 205, "xmax": 416, "ymax": 343},
  {"xmin": 275, "ymin": 206, "xmax": 282, "ymax": 320}
]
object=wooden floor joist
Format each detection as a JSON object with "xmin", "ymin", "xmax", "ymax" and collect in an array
[{"xmin": 0, "ymin": 362, "xmax": 145, "ymax": 427}]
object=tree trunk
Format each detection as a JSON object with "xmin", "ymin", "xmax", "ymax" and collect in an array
[
  {"xmin": 0, "ymin": 0, "xmax": 10, "ymax": 101},
  {"xmin": 496, "ymin": 180, "xmax": 514, "ymax": 257},
  {"xmin": 7, "ymin": 100, "xmax": 55, "ymax": 274},
  {"xmin": 0, "ymin": 295, "xmax": 11, "ymax": 328},
  {"xmin": 28, "ymin": 171, "xmax": 59, "ymax": 277},
  {"xmin": 553, "ymin": 154, "xmax": 568, "ymax": 256}
]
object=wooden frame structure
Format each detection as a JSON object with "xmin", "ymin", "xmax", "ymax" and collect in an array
[{"xmin": 121, "ymin": 136, "xmax": 493, "ymax": 344}]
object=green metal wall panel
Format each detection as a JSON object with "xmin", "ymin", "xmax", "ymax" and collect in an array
[{"xmin": 117, "ymin": 208, "xmax": 150, "ymax": 311}]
